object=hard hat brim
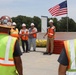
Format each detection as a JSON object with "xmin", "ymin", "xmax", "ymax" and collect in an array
[{"xmin": 0, "ymin": 25, "xmax": 15, "ymax": 29}]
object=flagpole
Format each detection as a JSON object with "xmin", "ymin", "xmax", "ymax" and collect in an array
[
  {"xmin": 66, "ymin": 0, "xmax": 68, "ymax": 32},
  {"xmin": 66, "ymin": 13, "xmax": 68, "ymax": 32}
]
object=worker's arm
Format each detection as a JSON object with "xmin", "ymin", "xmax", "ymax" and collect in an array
[
  {"xmin": 58, "ymin": 48, "xmax": 68, "ymax": 75},
  {"xmin": 58, "ymin": 64, "xmax": 67, "ymax": 75},
  {"xmin": 13, "ymin": 40, "xmax": 23, "ymax": 75},
  {"xmin": 53, "ymin": 26, "xmax": 56, "ymax": 36},
  {"xmin": 43, "ymin": 32, "xmax": 48, "ymax": 38},
  {"xmin": 14, "ymin": 56, "xmax": 23, "ymax": 75},
  {"xmin": 29, "ymin": 28, "xmax": 38, "ymax": 34},
  {"xmin": 30, "ymin": 31, "xmax": 37, "ymax": 34}
]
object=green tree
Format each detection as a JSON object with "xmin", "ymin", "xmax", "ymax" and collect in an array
[
  {"xmin": 68, "ymin": 18, "xmax": 76, "ymax": 31},
  {"xmin": 11, "ymin": 15, "xmax": 76, "ymax": 32},
  {"xmin": 59, "ymin": 17, "xmax": 76, "ymax": 32},
  {"xmin": 33, "ymin": 16, "xmax": 41, "ymax": 32}
]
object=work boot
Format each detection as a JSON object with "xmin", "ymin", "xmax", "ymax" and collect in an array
[
  {"xmin": 33, "ymin": 49, "xmax": 36, "ymax": 51},
  {"xmin": 48, "ymin": 53, "xmax": 53, "ymax": 55},
  {"xmin": 43, "ymin": 52, "xmax": 48, "ymax": 55}
]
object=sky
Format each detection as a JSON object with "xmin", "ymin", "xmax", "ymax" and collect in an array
[{"xmin": 0, "ymin": 0, "xmax": 76, "ymax": 22}]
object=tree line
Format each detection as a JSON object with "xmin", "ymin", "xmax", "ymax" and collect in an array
[{"xmin": 11, "ymin": 15, "xmax": 76, "ymax": 32}]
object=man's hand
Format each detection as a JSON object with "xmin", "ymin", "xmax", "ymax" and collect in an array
[
  {"xmin": 48, "ymin": 33, "xmax": 53, "ymax": 35},
  {"xmin": 43, "ymin": 36, "xmax": 45, "ymax": 38},
  {"xmin": 29, "ymin": 32, "xmax": 33, "ymax": 35}
]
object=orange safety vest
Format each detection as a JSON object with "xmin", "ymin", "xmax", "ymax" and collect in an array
[
  {"xmin": 47, "ymin": 26, "xmax": 55, "ymax": 38},
  {"xmin": 10, "ymin": 28, "xmax": 19, "ymax": 38},
  {"xmin": 20, "ymin": 30, "xmax": 28, "ymax": 40},
  {"xmin": 32, "ymin": 28, "xmax": 37, "ymax": 38}
]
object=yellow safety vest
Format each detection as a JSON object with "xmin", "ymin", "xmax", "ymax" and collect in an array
[
  {"xmin": 64, "ymin": 39, "xmax": 76, "ymax": 75},
  {"xmin": 0, "ymin": 33, "xmax": 18, "ymax": 75},
  {"xmin": 10, "ymin": 28, "xmax": 19, "ymax": 38}
]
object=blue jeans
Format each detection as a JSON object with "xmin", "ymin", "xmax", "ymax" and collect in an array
[
  {"xmin": 28, "ymin": 38, "xmax": 36, "ymax": 50},
  {"xmin": 21, "ymin": 40, "xmax": 28, "ymax": 52}
]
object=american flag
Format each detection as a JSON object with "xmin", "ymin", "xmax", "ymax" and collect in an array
[{"xmin": 48, "ymin": 1, "xmax": 67, "ymax": 16}]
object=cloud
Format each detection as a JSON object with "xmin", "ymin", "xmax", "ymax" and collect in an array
[
  {"xmin": 0, "ymin": 0, "xmax": 13, "ymax": 3},
  {"xmin": 0, "ymin": 0, "xmax": 13, "ymax": 1}
]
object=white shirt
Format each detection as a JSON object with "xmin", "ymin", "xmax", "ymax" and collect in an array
[{"xmin": 19, "ymin": 29, "xmax": 29, "ymax": 34}]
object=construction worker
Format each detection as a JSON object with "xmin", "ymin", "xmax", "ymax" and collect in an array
[
  {"xmin": 10, "ymin": 22, "xmax": 19, "ymax": 39},
  {"xmin": 28, "ymin": 23, "xmax": 37, "ymax": 51},
  {"xmin": 58, "ymin": 39, "xmax": 76, "ymax": 75},
  {"xmin": 0, "ymin": 16, "xmax": 23, "ymax": 75},
  {"xmin": 43, "ymin": 19, "xmax": 56, "ymax": 55},
  {"xmin": 19, "ymin": 23, "xmax": 29, "ymax": 53}
]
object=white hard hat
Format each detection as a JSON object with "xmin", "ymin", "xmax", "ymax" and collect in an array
[
  {"xmin": 31, "ymin": 23, "xmax": 34, "ymax": 26},
  {"xmin": 22, "ymin": 23, "xmax": 26, "ymax": 26},
  {"xmin": 49, "ymin": 20, "xmax": 53, "ymax": 23},
  {"xmin": 12, "ymin": 22, "xmax": 16, "ymax": 26}
]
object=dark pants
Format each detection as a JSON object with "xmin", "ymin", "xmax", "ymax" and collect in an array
[{"xmin": 21, "ymin": 40, "xmax": 28, "ymax": 52}]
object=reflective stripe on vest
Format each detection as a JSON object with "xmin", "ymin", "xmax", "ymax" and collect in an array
[
  {"xmin": 64, "ymin": 39, "xmax": 76, "ymax": 74},
  {"xmin": 66, "ymin": 72, "xmax": 76, "ymax": 75},
  {"xmin": 0, "ymin": 34, "xmax": 17, "ymax": 75},
  {"xmin": 0, "ymin": 36, "xmax": 14, "ymax": 66}
]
